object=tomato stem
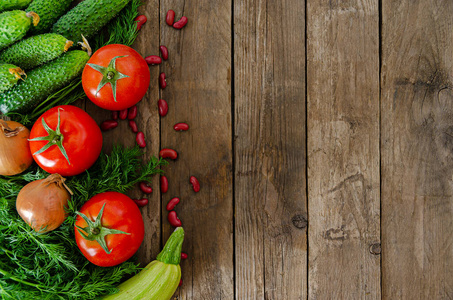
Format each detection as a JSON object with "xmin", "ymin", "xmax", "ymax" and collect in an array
[{"xmin": 75, "ymin": 202, "xmax": 131, "ymax": 254}]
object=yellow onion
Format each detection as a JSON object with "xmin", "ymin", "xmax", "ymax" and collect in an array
[
  {"xmin": 0, "ymin": 119, "xmax": 33, "ymax": 176},
  {"xmin": 16, "ymin": 174, "xmax": 73, "ymax": 233}
]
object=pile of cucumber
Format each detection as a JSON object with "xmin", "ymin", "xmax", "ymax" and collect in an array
[{"xmin": 0, "ymin": 0, "xmax": 132, "ymax": 115}]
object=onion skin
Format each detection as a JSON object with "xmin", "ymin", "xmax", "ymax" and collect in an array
[
  {"xmin": 0, "ymin": 120, "xmax": 33, "ymax": 176},
  {"xmin": 16, "ymin": 174, "xmax": 71, "ymax": 233}
]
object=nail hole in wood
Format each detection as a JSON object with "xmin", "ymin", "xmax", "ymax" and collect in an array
[
  {"xmin": 292, "ymin": 215, "xmax": 307, "ymax": 229},
  {"xmin": 369, "ymin": 243, "xmax": 381, "ymax": 255}
]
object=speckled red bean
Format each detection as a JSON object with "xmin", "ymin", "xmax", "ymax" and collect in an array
[
  {"xmin": 112, "ymin": 111, "xmax": 118, "ymax": 120},
  {"xmin": 139, "ymin": 182, "xmax": 153, "ymax": 194},
  {"xmin": 127, "ymin": 105, "xmax": 137, "ymax": 120},
  {"xmin": 119, "ymin": 109, "xmax": 128, "ymax": 120},
  {"xmin": 173, "ymin": 123, "xmax": 189, "ymax": 131},
  {"xmin": 133, "ymin": 198, "xmax": 149, "ymax": 207},
  {"xmin": 166, "ymin": 10, "xmax": 175, "ymax": 26},
  {"xmin": 189, "ymin": 176, "xmax": 200, "ymax": 192},
  {"xmin": 166, "ymin": 197, "xmax": 180, "ymax": 211},
  {"xmin": 168, "ymin": 211, "xmax": 182, "ymax": 227},
  {"xmin": 128, "ymin": 120, "xmax": 138, "ymax": 133},
  {"xmin": 173, "ymin": 16, "xmax": 188, "ymax": 29},
  {"xmin": 181, "ymin": 252, "xmax": 188, "ymax": 260},
  {"xmin": 159, "ymin": 45, "xmax": 168, "ymax": 60},
  {"xmin": 145, "ymin": 55, "xmax": 162, "ymax": 65},
  {"xmin": 159, "ymin": 72, "xmax": 167, "ymax": 89},
  {"xmin": 135, "ymin": 15, "xmax": 147, "ymax": 31},
  {"xmin": 136, "ymin": 132, "xmax": 146, "ymax": 148},
  {"xmin": 160, "ymin": 175, "xmax": 168, "ymax": 193},
  {"xmin": 159, "ymin": 148, "xmax": 178, "ymax": 160},
  {"xmin": 158, "ymin": 99, "xmax": 168, "ymax": 117},
  {"xmin": 100, "ymin": 120, "xmax": 118, "ymax": 131}
]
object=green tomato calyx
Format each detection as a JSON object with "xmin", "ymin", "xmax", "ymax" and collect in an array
[
  {"xmin": 86, "ymin": 55, "xmax": 129, "ymax": 103},
  {"xmin": 75, "ymin": 202, "xmax": 131, "ymax": 254}
]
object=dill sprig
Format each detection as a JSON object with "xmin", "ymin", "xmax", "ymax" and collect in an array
[
  {"xmin": 10, "ymin": 0, "xmax": 144, "ymax": 126},
  {"xmin": 0, "ymin": 145, "xmax": 167, "ymax": 299}
]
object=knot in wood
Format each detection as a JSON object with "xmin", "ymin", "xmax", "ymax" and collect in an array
[
  {"xmin": 369, "ymin": 243, "xmax": 381, "ymax": 255},
  {"xmin": 291, "ymin": 215, "xmax": 307, "ymax": 229}
]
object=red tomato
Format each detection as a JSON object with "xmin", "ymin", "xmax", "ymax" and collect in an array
[
  {"xmin": 74, "ymin": 192, "xmax": 145, "ymax": 267},
  {"xmin": 29, "ymin": 105, "xmax": 102, "ymax": 176},
  {"xmin": 82, "ymin": 44, "xmax": 150, "ymax": 111}
]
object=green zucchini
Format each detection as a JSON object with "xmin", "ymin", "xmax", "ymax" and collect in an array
[
  {"xmin": 0, "ymin": 50, "xmax": 89, "ymax": 114},
  {"xmin": 0, "ymin": 0, "xmax": 32, "ymax": 13},
  {"xmin": 52, "ymin": 0, "xmax": 132, "ymax": 43},
  {"xmin": 0, "ymin": 33, "xmax": 73, "ymax": 70},
  {"xmin": 0, "ymin": 10, "xmax": 39, "ymax": 50},
  {"xmin": 0, "ymin": 63, "xmax": 25, "ymax": 93},
  {"xmin": 26, "ymin": 0, "xmax": 72, "ymax": 35},
  {"xmin": 103, "ymin": 227, "xmax": 184, "ymax": 300}
]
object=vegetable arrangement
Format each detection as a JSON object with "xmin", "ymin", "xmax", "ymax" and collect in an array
[{"xmin": 0, "ymin": 0, "xmax": 193, "ymax": 299}]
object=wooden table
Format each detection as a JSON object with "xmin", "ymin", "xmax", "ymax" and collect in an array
[{"xmin": 82, "ymin": 0, "xmax": 453, "ymax": 298}]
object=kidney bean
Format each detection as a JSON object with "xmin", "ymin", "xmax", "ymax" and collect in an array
[
  {"xmin": 159, "ymin": 148, "xmax": 178, "ymax": 160},
  {"xmin": 112, "ymin": 111, "xmax": 118, "ymax": 120},
  {"xmin": 145, "ymin": 55, "xmax": 162, "ymax": 65},
  {"xmin": 119, "ymin": 108, "xmax": 128, "ymax": 120},
  {"xmin": 127, "ymin": 105, "xmax": 137, "ymax": 119},
  {"xmin": 166, "ymin": 9, "xmax": 175, "ymax": 26},
  {"xmin": 134, "ymin": 15, "xmax": 147, "ymax": 31},
  {"xmin": 181, "ymin": 252, "xmax": 188, "ymax": 260},
  {"xmin": 166, "ymin": 197, "xmax": 180, "ymax": 211},
  {"xmin": 133, "ymin": 198, "xmax": 149, "ymax": 207},
  {"xmin": 173, "ymin": 16, "xmax": 188, "ymax": 29},
  {"xmin": 139, "ymin": 182, "xmax": 153, "ymax": 194},
  {"xmin": 160, "ymin": 175, "xmax": 168, "ymax": 193},
  {"xmin": 168, "ymin": 211, "xmax": 182, "ymax": 227},
  {"xmin": 173, "ymin": 123, "xmax": 189, "ymax": 131},
  {"xmin": 158, "ymin": 99, "xmax": 168, "ymax": 117},
  {"xmin": 136, "ymin": 132, "xmax": 146, "ymax": 148},
  {"xmin": 159, "ymin": 45, "xmax": 168, "ymax": 60},
  {"xmin": 128, "ymin": 120, "xmax": 138, "ymax": 133},
  {"xmin": 159, "ymin": 72, "xmax": 167, "ymax": 89},
  {"xmin": 190, "ymin": 176, "xmax": 200, "ymax": 192},
  {"xmin": 100, "ymin": 120, "xmax": 118, "ymax": 131},
  {"xmin": 179, "ymin": 279, "xmax": 183, "ymax": 287}
]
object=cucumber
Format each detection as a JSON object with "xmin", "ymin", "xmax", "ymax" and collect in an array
[
  {"xmin": 0, "ymin": 33, "xmax": 73, "ymax": 69},
  {"xmin": 52, "ymin": 0, "xmax": 131, "ymax": 43},
  {"xmin": 26, "ymin": 0, "xmax": 72, "ymax": 35},
  {"xmin": 0, "ymin": 63, "xmax": 26, "ymax": 93},
  {"xmin": 103, "ymin": 227, "xmax": 184, "ymax": 300},
  {"xmin": 0, "ymin": 0, "xmax": 32, "ymax": 13},
  {"xmin": 0, "ymin": 50, "xmax": 89, "ymax": 114},
  {"xmin": 0, "ymin": 10, "xmax": 39, "ymax": 50}
]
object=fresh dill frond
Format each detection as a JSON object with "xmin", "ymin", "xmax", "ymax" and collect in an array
[{"xmin": 0, "ymin": 145, "xmax": 166, "ymax": 299}]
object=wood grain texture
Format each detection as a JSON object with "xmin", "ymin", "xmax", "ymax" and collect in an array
[
  {"xmin": 85, "ymin": 0, "xmax": 162, "ymax": 266},
  {"xmin": 159, "ymin": 1, "xmax": 234, "ymax": 299},
  {"xmin": 307, "ymin": 0, "xmax": 380, "ymax": 298},
  {"xmin": 381, "ymin": 1, "xmax": 453, "ymax": 298},
  {"xmin": 234, "ymin": 0, "xmax": 307, "ymax": 299}
]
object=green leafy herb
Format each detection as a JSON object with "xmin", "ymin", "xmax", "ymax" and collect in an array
[
  {"xmin": 9, "ymin": 0, "xmax": 143, "ymax": 126},
  {"xmin": 0, "ymin": 146, "xmax": 167, "ymax": 299}
]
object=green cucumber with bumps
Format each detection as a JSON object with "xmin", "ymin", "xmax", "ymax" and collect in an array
[
  {"xmin": 26, "ymin": 0, "xmax": 72, "ymax": 35},
  {"xmin": 52, "ymin": 0, "xmax": 131, "ymax": 43},
  {"xmin": 0, "ymin": 0, "xmax": 32, "ymax": 13},
  {"xmin": 0, "ymin": 50, "xmax": 89, "ymax": 114},
  {"xmin": 0, "ymin": 10, "xmax": 39, "ymax": 50},
  {"xmin": 0, "ymin": 33, "xmax": 73, "ymax": 70},
  {"xmin": 0, "ymin": 63, "xmax": 26, "ymax": 93}
]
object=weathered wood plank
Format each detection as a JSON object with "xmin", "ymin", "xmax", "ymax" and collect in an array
[
  {"xmin": 234, "ymin": 0, "xmax": 307, "ymax": 299},
  {"xmin": 381, "ymin": 1, "xmax": 453, "ymax": 298},
  {"xmin": 85, "ymin": 0, "xmax": 162, "ymax": 265},
  {"xmin": 306, "ymin": 0, "xmax": 380, "ymax": 298},
  {"xmin": 159, "ymin": 1, "xmax": 234, "ymax": 299}
]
